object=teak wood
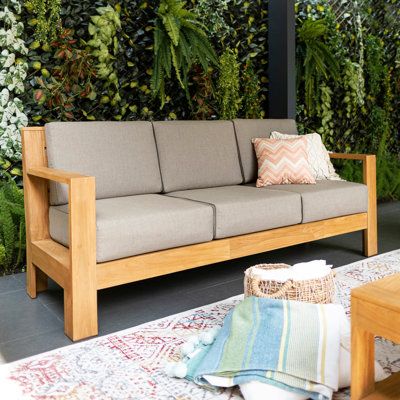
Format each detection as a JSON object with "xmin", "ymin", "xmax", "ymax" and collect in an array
[
  {"xmin": 22, "ymin": 127, "xmax": 378, "ymax": 341},
  {"xmin": 351, "ymin": 274, "xmax": 400, "ymax": 400},
  {"xmin": 329, "ymin": 153, "xmax": 377, "ymax": 257}
]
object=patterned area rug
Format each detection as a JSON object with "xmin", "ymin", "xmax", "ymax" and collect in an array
[{"xmin": 1, "ymin": 250, "xmax": 400, "ymax": 399}]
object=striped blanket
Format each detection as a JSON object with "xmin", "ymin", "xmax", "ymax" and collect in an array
[{"xmin": 187, "ymin": 297, "xmax": 344, "ymax": 400}]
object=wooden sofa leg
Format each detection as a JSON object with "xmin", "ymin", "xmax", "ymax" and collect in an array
[
  {"xmin": 64, "ymin": 281, "xmax": 98, "ymax": 341},
  {"xmin": 26, "ymin": 258, "xmax": 48, "ymax": 298},
  {"xmin": 363, "ymin": 225, "xmax": 377, "ymax": 257},
  {"xmin": 363, "ymin": 155, "xmax": 378, "ymax": 257},
  {"xmin": 64, "ymin": 176, "xmax": 98, "ymax": 341}
]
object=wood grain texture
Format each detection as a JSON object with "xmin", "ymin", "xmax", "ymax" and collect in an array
[
  {"xmin": 351, "ymin": 301, "xmax": 376, "ymax": 400},
  {"xmin": 97, "ymin": 240, "xmax": 231, "ymax": 290},
  {"xmin": 21, "ymin": 127, "xmax": 49, "ymax": 298},
  {"xmin": 229, "ymin": 213, "xmax": 367, "ymax": 259},
  {"xmin": 97, "ymin": 213, "xmax": 368, "ymax": 290},
  {"xmin": 31, "ymin": 240, "xmax": 69, "ymax": 287},
  {"xmin": 28, "ymin": 166, "xmax": 88, "ymax": 184},
  {"xmin": 352, "ymin": 301, "xmax": 400, "ymax": 344},
  {"xmin": 329, "ymin": 153, "xmax": 375, "ymax": 161},
  {"xmin": 64, "ymin": 177, "xmax": 98, "ymax": 341},
  {"xmin": 363, "ymin": 155, "xmax": 378, "ymax": 257},
  {"xmin": 352, "ymin": 274, "xmax": 400, "ymax": 326},
  {"xmin": 351, "ymin": 276, "xmax": 400, "ymax": 400},
  {"xmin": 329, "ymin": 152, "xmax": 377, "ymax": 257}
]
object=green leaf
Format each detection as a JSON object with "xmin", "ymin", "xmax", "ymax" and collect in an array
[{"xmin": 163, "ymin": 15, "xmax": 180, "ymax": 46}]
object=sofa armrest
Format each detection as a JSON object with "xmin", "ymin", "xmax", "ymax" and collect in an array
[
  {"xmin": 329, "ymin": 152, "xmax": 377, "ymax": 255},
  {"xmin": 328, "ymin": 153, "xmax": 376, "ymax": 187},
  {"xmin": 329, "ymin": 153, "xmax": 375, "ymax": 162},
  {"xmin": 27, "ymin": 166, "xmax": 96, "ymax": 275},
  {"xmin": 28, "ymin": 166, "xmax": 90, "ymax": 184},
  {"xmin": 28, "ymin": 167, "xmax": 96, "ymax": 236}
]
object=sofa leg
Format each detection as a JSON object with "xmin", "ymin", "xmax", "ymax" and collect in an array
[
  {"xmin": 63, "ymin": 176, "xmax": 98, "ymax": 341},
  {"xmin": 362, "ymin": 155, "xmax": 378, "ymax": 258},
  {"xmin": 26, "ymin": 260, "xmax": 48, "ymax": 299},
  {"xmin": 363, "ymin": 202, "xmax": 378, "ymax": 257},
  {"xmin": 363, "ymin": 227, "xmax": 378, "ymax": 257},
  {"xmin": 64, "ymin": 282, "xmax": 98, "ymax": 341}
]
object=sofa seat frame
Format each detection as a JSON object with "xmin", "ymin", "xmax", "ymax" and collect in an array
[{"xmin": 22, "ymin": 127, "xmax": 378, "ymax": 341}]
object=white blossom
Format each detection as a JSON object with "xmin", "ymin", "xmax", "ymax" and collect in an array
[{"xmin": 0, "ymin": 1, "xmax": 28, "ymax": 161}]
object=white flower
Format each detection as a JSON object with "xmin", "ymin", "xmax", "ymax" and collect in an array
[{"xmin": 0, "ymin": 0, "xmax": 27, "ymax": 161}]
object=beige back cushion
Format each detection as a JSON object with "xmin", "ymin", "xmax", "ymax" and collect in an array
[
  {"xmin": 153, "ymin": 120, "xmax": 243, "ymax": 192},
  {"xmin": 233, "ymin": 119, "xmax": 298, "ymax": 183},
  {"xmin": 46, "ymin": 122, "xmax": 162, "ymax": 205}
]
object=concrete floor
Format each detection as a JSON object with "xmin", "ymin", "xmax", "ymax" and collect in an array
[{"xmin": 0, "ymin": 201, "xmax": 399, "ymax": 364}]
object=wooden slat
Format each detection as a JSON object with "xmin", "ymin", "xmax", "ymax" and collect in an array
[
  {"xmin": 31, "ymin": 240, "xmax": 69, "ymax": 287},
  {"xmin": 230, "ymin": 213, "xmax": 367, "ymax": 258},
  {"xmin": 97, "ymin": 240, "xmax": 231, "ymax": 290},
  {"xmin": 28, "ymin": 166, "xmax": 88, "ymax": 184},
  {"xmin": 329, "ymin": 152, "xmax": 374, "ymax": 161},
  {"xmin": 21, "ymin": 127, "xmax": 49, "ymax": 297},
  {"xmin": 97, "ymin": 213, "xmax": 367, "ymax": 290}
]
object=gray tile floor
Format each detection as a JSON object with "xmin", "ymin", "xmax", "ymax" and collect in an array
[{"xmin": 0, "ymin": 202, "xmax": 399, "ymax": 364}]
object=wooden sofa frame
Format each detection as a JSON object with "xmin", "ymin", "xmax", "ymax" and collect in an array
[{"xmin": 22, "ymin": 126, "xmax": 378, "ymax": 341}]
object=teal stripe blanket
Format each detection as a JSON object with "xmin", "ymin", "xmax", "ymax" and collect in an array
[{"xmin": 185, "ymin": 297, "xmax": 344, "ymax": 400}]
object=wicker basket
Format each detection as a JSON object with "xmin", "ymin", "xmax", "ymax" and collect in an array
[{"xmin": 244, "ymin": 263, "xmax": 335, "ymax": 304}]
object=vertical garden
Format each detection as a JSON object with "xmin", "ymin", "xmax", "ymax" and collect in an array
[{"xmin": 0, "ymin": 0, "xmax": 399, "ymax": 275}]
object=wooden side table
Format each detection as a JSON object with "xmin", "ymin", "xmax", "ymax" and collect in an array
[{"xmin": 351, "ymin": 273, "xmax": 400, "ymax": 400}]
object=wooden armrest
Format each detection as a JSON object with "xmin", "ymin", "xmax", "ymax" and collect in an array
[
  {"xmin": 329, "ymin": 153, "xmax": 375, "ymax": 161},
  {"xmin": 330, "ymin": 152, "xmax": 377, "ymax": 256},
  {"xmin": 328, "ymin": 152, "xmax": 376, "ymax": 187},
  {"xmin": 28, "ymin": 167, "xmax": 91, "ymax": 185}
]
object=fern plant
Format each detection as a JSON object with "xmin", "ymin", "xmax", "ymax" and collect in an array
[
  {"xmin": 0, "ymin": 176, "xmax": 26, "ymax": 275},
  {"xmin": 151, "ymin": 0, "xmax": 217, "ymax": 108},
  {"xmin": 297, "ymin": 18, "xmax": 340, "ymax": 116}
]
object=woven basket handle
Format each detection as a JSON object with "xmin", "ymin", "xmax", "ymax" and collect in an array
[{"xmin": 250, "ymin": 278, "xmax": 293, "ymax": 299}]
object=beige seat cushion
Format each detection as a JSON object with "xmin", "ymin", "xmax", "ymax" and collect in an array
[
  {"xmin": 167, "ymin": 185, "xmax": 302, "ymax": 239},
  {"xmin": 153, "ymin": 120, "xmax": 243, "ymax": 192},
  {"xmin": 248, "ymin": 180, "xmax": 368, "ymax": 223},
  {"xmin": 233, "ymin": 119, "xmax": 298, "ymax": 183},
  {"xmin": 45, "ymin": 122, "xmax": 162, "ymax": 205},
  {"xmin": 49, "ymin": 195, "xmax": 214, "ymax": 263}
]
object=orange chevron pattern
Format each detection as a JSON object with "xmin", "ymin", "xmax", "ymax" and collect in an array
[{"xmin": 252, "ymin": 137, "xmax": 316, "ymax": 186}]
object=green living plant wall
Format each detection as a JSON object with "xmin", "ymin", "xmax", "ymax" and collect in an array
[
  {"xmin": 22, "ymin": 0, "xmax": 268, "ymax": 126},
  {"xmin": 296, "ymin": 0, "xmax": 400, "ymax": 200},
  {"xmin": 0, "ymin": 0, "xmax": 399, "ymax": 275},
  {"xmin": 0, "ymin": 0, "xmax": 268, "ymax": 275}
]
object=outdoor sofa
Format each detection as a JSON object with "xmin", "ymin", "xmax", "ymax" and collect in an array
[{"xmin": 22, "ymin": 119, "xmax": 377, "ymax": 340}]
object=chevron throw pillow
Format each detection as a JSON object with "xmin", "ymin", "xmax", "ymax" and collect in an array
[{"xmin": 252, "ymin": 137, "xmax": 316, "ymax": 186}]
